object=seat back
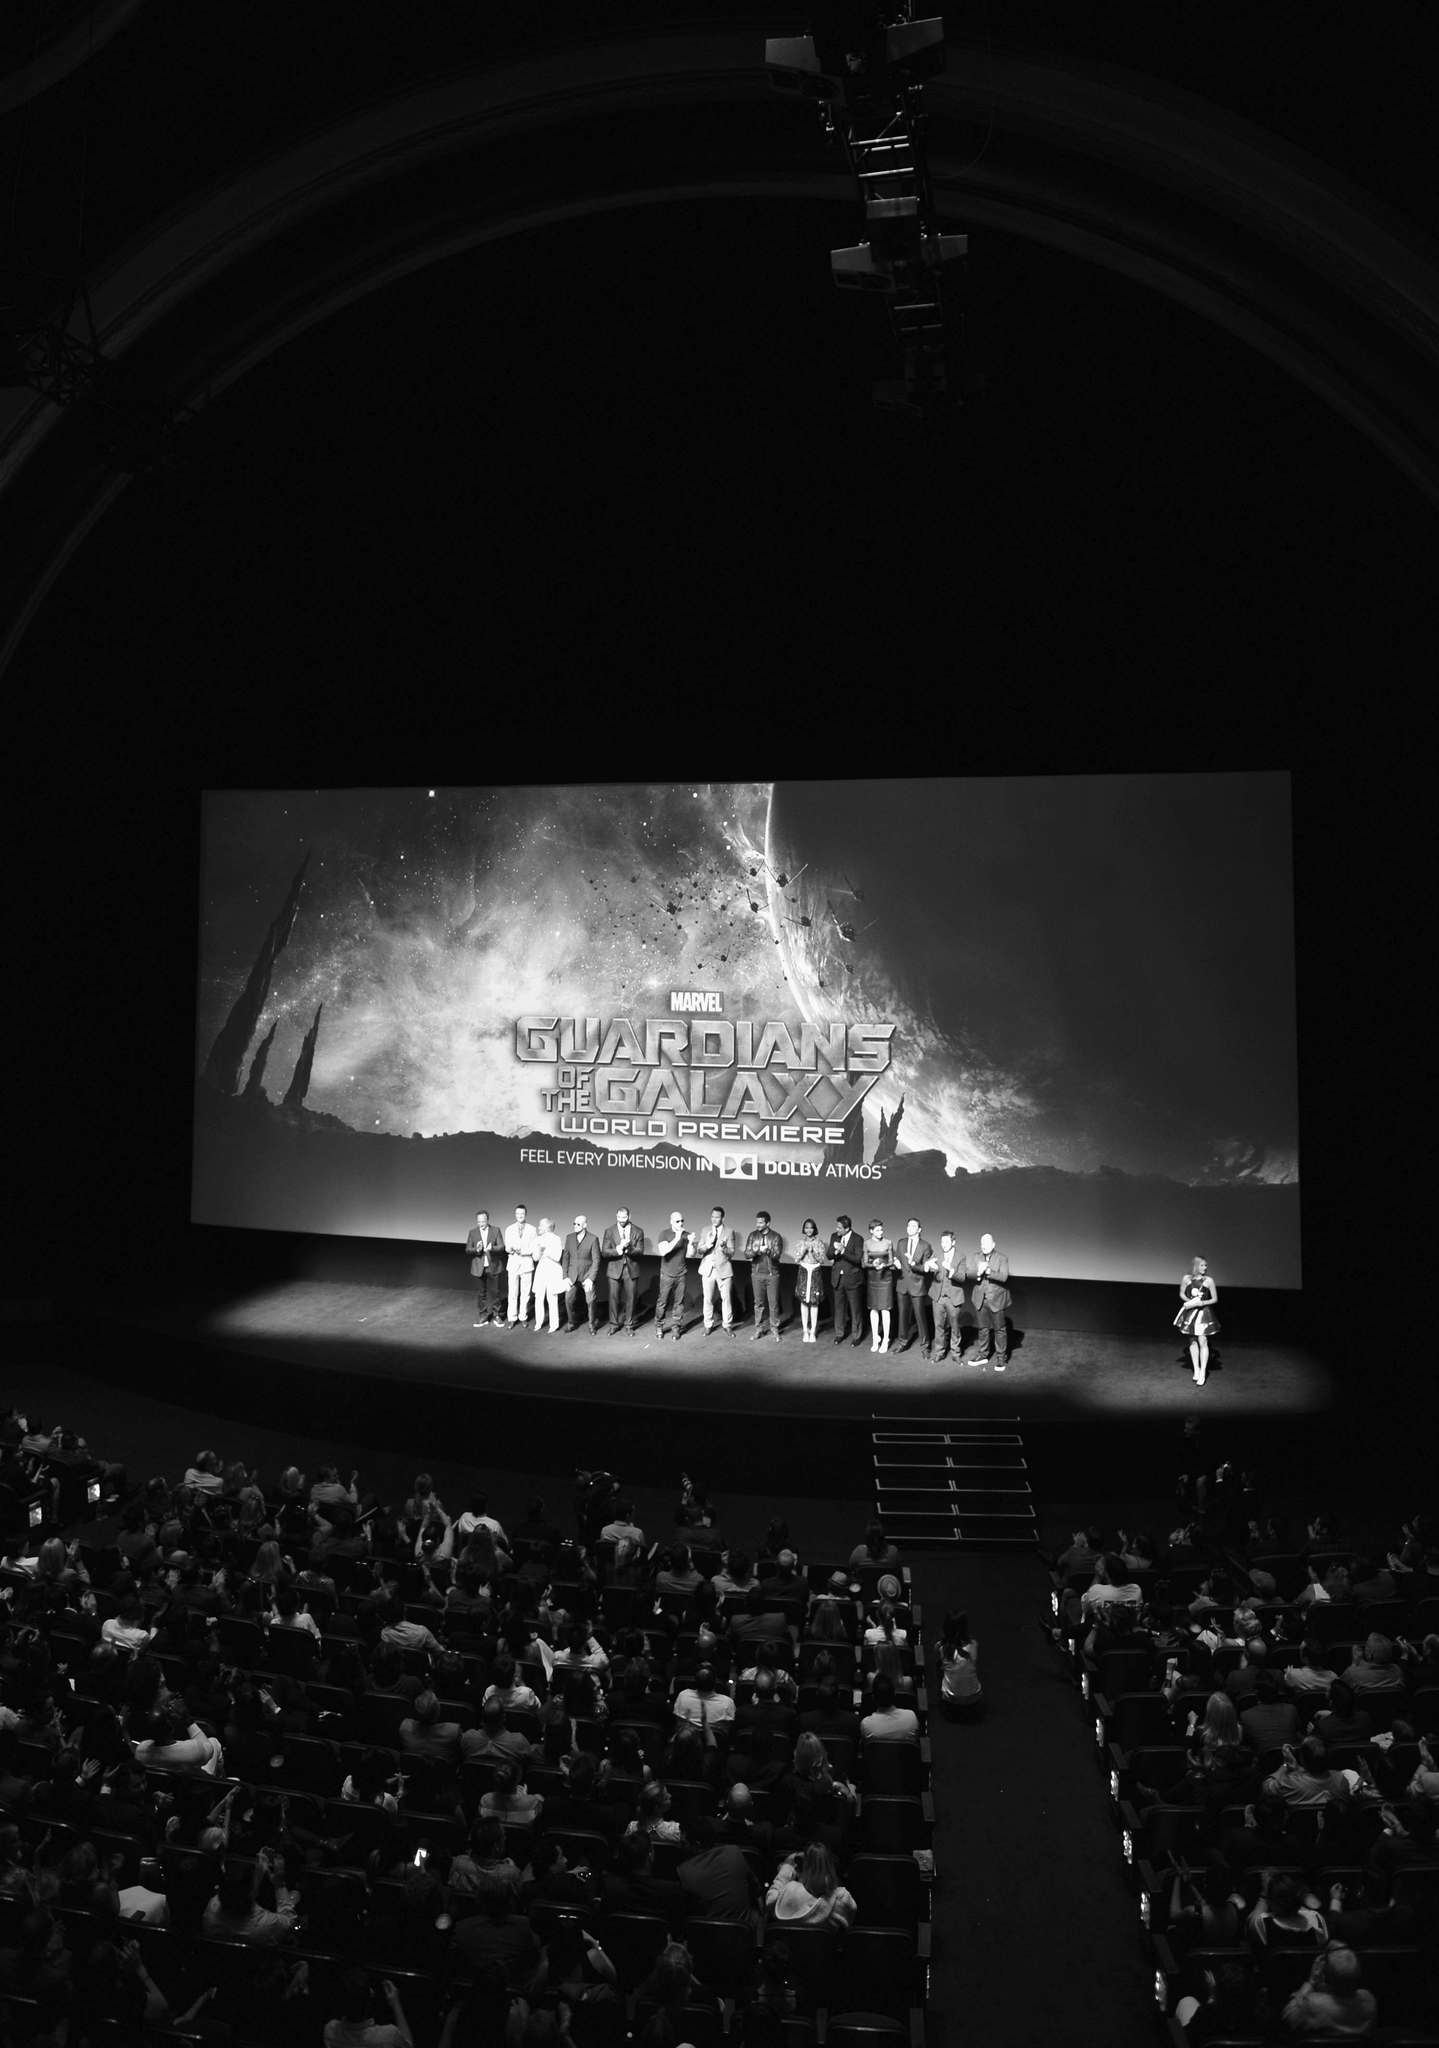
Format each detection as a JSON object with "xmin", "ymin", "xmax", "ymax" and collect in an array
[{"xmin": 845, "ymin": 1854, "xmax": 925, "ymax": 1929}]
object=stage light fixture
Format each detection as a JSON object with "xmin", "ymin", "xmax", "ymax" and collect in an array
[{"xmin": 766, "ymin": 6, "xmax": 968, "ymax": 413}]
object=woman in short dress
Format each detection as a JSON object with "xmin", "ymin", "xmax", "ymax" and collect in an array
[
  {"xmin": 864, "ymin": 1220, "xmax": 897, "ymax": 1354},
  {"xmin": 1174, "ymin": 1255, "xmax": 1220, "ymax": 1387},
  {"xmin": 795, "ymin": 1219, "xmax": 828, "ymax": 1344}
]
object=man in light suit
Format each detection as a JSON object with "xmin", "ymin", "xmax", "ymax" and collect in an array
[
  {"xmin": 655, "ymin": 1211, "xmax": 694, "ymax": 1342},
  {"xmin": 602, "ymin": 1207, "xmax": 645, "ymax": 1335},
  {"xmin": 465, "ymin": 1208, "xmax": 505, "ymax": 1328},
  {"xmin": 895, "ymin": 1216, "xmax": 934, "ymax": 1360},
  {"xmin": 561, "ymin": 1213, "xmax": 602, "ymax": 1334},
  {"xmin": 697, "ymin": 1206, "xmax": 737, "ymax": 1336},
  {"xmin": 533, "ymin": 1217, "xmax": 565, "ymax": 1333},
  {"xmin": 503, "ymin": 1203, "xmax": 539, "ymax": 1328},
  {"xmin": 924, "ymin": 1230, "xmax": 966, "ymax": 1366},
  {"xmin": 966, "ymin": 1231, "xmax": 1012, "ymax": 1370},
  {"xmin": 828, "ymin": 1213, "xmax": 865, "ymax": 1347}
]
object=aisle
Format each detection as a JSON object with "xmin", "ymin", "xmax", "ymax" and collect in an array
[{"xmin": 909, "ymin": 1552, "xmax": 1158, "ymax": 2047}]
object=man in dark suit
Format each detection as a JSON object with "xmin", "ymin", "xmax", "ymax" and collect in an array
[
  {"xmin": 828, "ymin": 1214, "xmax": 866, "ymax": 1346},
  {"xmin": 894, "ymin": 1217, "xmax": 934, "ymax": 1358},
  {"xmin": 602, "ymin": 1208, "xmax": 644, "ymax": 1335},
  {"xmin": 655, "ymin": 1211, "xmax": 694, "ymax": 1342},
  {"xmin": 745, "ymin": 1211, "xmax": 784, "ymax": 1343},
  {"xmin": 560, "ymin": 1213, "xmax": 602, "ymax": 1334},
  {"xmin": 465, "ymin": 1208, "xmax": 506, "ymax": 1328},
  {"xmin": 925, "ymin": 1230, "xmax": 966, "ymax": 1366},
  {"xmin": 966, "ymin": 1232, "xmax": 1012, "ymax": 1369}
]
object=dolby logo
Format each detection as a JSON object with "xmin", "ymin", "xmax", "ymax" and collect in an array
[
  {"xmin": 719, "ymin": 1153, "xmax": 757, "ymax": 1179},
  {"xmin": 669, "ymin": 991, "xmax": 724, "ymax": 1013}
]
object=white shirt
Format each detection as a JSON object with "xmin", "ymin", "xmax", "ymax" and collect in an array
[
  {"xmin": 535, "ymin": 1231, "xmax": 564, "ymax": 1272},
  {"xmin": 672, "ymin": 1688, "xmax": 736, "ymax": 1744},
  {"xmin": 504, "ymin": 1222, "xmax": 539, "ymax": 1267},
  {"xmin": 117, "ymin": 1883, "xmax": 169, "ymax": 1925}
]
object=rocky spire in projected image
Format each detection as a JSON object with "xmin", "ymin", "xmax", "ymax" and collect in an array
[
  {"xmin": 873, "ymin": 1093, "xmax": 905, "ymax": 1166},
  {"xmin": 835, "ymin": 1086, "xmax": 866, "ymax": 1166},
  {"xmin": 283, "ymin": 1001, "xmax": 323, "ymax": 1110},
  {"xmin": 201, "ymin": 848, "xmax": 311, "ymax": 1096},
  {"xmin": 242, "ymin": 1020, "xmax": 278, "ymax": 1100}
]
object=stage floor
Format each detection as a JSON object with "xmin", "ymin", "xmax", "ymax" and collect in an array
[{"xmin": 127, "ymin": 1279, "xmax": 1333, "ymax": 1424}]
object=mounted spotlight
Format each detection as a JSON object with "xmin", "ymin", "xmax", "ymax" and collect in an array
[{"xmin": 765, "ymin": 6, "xmax": 969, "ymax": 414}]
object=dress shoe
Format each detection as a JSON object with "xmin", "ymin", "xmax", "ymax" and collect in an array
[
  {"xmin": 751, "ymin": 1329, "xmax": 765, "ymax": 1342},
  {"xmin": 833, "ymin": 1335, "xmax": 846, "ymax": 1346},
  {"xmin": 852, "ymin": 1336, "xmax": 866, "ymax": 1346},
  {"xmin": 772, "ymin": 1331, "xmax": 781, "ymax": 1344}
]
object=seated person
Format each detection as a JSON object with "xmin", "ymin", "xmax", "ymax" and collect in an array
[
  {"xmin": 1239, "ymin": 1669, "xmax": 1301, "ymax": 1756},
  {"xmin": 1310, "ymin": 1680, "xmax": 1373, "ymax": 1748},
  {"xmin": 1262, "ymin": 1737, "xmax": 1353, "ymax": 1811},
  {"xmin": 1283, "ymin": 1638, "xmax": 1339, "ymax": 1699},
  {"xmin": 1341, "ymin": 1633, "xmax": 1406, "ymax": 1695},
  {"xmin": 859, "ymin": 1673, "xmax": 918, "ymax": 1746},
  {"xmin": 1280, "ymin": 1943, "xmax": 1376, "ymax": 2037},
  {"xmin": 602, "ymin": 1829, "xmax": 686, "ymax": 1927},
  {"xmin": 1245, "ymin": 1870, "xmax": 1327, "ymax": 1948},
  {"xmin": 398, "ymin": 1689, "xmax": 463, "ymax": 1766},
  {"xmin": 766, "ymin": 1841, "xmax": 857, "ymax": 1927}
]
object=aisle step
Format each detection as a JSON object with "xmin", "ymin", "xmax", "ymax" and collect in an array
[{"xmin": 870, "ymin": 1413, "xmax": 1038, "ymax": 1548}]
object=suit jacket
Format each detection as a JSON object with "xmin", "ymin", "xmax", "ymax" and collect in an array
[
  {"xmin": 602, "ymin": 1223, "xmax": 644, "ymax": 1278},
  {"xmin": 927, "ymin": 1246, "xmax": 966, "ymax": 1307},
  {"xmin": 534, "ymin": 1230, "xmax": 564, "ymax": 1279},
  {"xmin": 828, "ymin": 1228, "xmax": 865, "ymax": 1288},
  {"xmin": 894, "ymin": 1235, "xmax": 933, "ymax": 1294},
  {"xmin": 697, "ymin": 1225, "xmax": 736, "ymax": 1279},
  {"xmin": 504, "ymin": 1221, "xmax": 539, "ymax": 1271},
  {"xmin": 966, "ymin": 1249, "xmax": 1011, "ymax": 1311},
  {"xmin": 745, "ymin": 1228, "xmax": 783, "ymax": 1277},
  {"xmin": 657, "ymin": 1224, "xmax": 693, "ymax": 1278},
  {"xmin": 466, "ymin": 1224, "xmax": 504, "ymax": 1275},
  {"xmin": 562, "ymin": 1229, "xmax": 601, "ymax": 1284}
]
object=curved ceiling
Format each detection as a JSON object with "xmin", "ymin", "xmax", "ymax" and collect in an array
[{"xmin": 2, "ymin": 14, "xmax": 1437, "ymax": 687}]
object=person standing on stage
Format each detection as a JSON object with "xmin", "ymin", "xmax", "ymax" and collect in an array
[
  {"xmin": 794, "ymin": 1219, "xmax": 828, "ymax": 1345},
  {"xmin": 466, "ymin": 1208, "xmax": 505, "ymax": 1328},
  {"xmin": 561, "ymin": 1213, "xmax": 602, "ymax": 1334},
  {"xmin": 504, "ymin": 1203, "xmax": 539, "ymax": 1328},
  {"xmin": 828, "ymin": 1214, "xmax": 866, "ymax": 1347},
  {"xmin": 895, "ymin": 1216, "xmax": 934, "ymax": 1360},
  {"xmin": 865, "ymin": 1220, "xmax": 897, "ymax": 1353},
  {"xmin": 925, "ymin": 1231, "xmax": 966, "ymax": 1366},
  {"xmin": 966, "ymin": 1231, "xmax": 1011, "ymax": 1369},
  {"xmin": 655, "ymin": 1212, "xmax": 694, "ymax": 1343},
  {"xmin": 698, "ymin": 1206, "xmax": 737, "ymax": 1337},
  {"xmin": 1175, "ymin": 1255, "xmax": 1220, "ymax": 1387},
  {"xmin": 533, "ymin": 1217, "xmax": 565, "ymax": 1333},
  {"xmin": 746, "ymin": 1210, "xmax": 784, "ymax": 1344},
  {"xmin": 602, "ymin": 1207, "xmax": 644, "ymax": 1336}
]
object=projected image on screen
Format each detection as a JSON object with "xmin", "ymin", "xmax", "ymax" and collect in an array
[{"xmin": 193, "ymin": 777, "xmax": 1299, "ymax": 1285}]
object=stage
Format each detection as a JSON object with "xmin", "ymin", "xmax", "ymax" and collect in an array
[
  {"xmin": 87, "ymin": 1251, "xmax": 1341, "ymax": 1503},
  {"xmin": 112, "ymin": 1273, "xmax": 1330, "ymax": 1418}
]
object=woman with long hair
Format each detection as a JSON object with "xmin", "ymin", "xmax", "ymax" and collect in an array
[
  {"xmin": 1174, "ymin": 1256, "xmax": 1220, "ymax": 1387},
  {"xmin": 936, "ymin": 1610, "xmax": 983, "ymax": 1715},
  {"xmin": 766, "ymin": 1841, "xmax": 857, "ymax": 1926},
  {"xmin": 782, "ymin": 1730, "xmax": 859, "ymax": 1852},
  {"xmin": 794, "ymin": 1219, "xmax": 828, "ymax": 1344}
]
